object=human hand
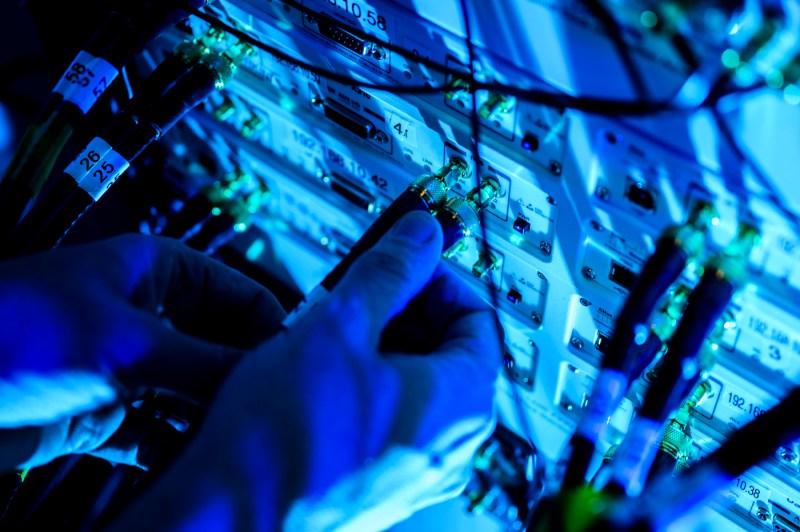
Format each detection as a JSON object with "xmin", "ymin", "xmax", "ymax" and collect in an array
[
  {"xmin": 0, "ymin": 234, "xmax": 285, "ymax": 470},
  {"xmin": 113, "ymin": 211, "xmax": 503, "ymax": 531}
]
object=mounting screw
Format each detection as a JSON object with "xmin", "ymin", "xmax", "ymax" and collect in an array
[
  {"xmin": 579, "ymin": 297, "xmax": 590, "ymax": 307},
  {"xmin": 373, "ymin": 130, "xmax": 388, "ymax": 143},
  {"xmin": 590, "ymin": 220, "xmax": 603, "ymax": 232},
  {"xmin": 779, "ymin": 447, "xmax": 798, "ymax": 463},
  {"xmin": 548, "ymin": 160, "xmax": 562, "ymax": 176},
  {"xmin": 571, "ymin": 336, "xmax": 584, "ymax": 350},
  {"xmin": 537, "ymin": 271, "xmax": 546, "ymax": 280},
  {"xmin": 531, "ymin": 311, "xmax": 542, "ymax": 324},
  {"xmin": 539, "ymin": 241, "xmax": 552, "ymax": 255},
  {"xmin": 595, "ymin": 186, "xmax": 609, "ymax": 201},
  {"xmin": 756, "ymin": 508, "xmax": 770, "ymax": 522},
  {"xmin": 546, "ymin": 195, "xmax": 556, "ymax": 206},
  {"xmin": 582, "ymin": 266, "xmax": 596, "ymax": 280},
  {"xmin": 304, "ymin": 13, "xmax": 317, "ymax": 24}
]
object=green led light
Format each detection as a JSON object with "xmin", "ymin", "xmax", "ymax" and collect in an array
[
  {"xmin": 733, "ymin": 62, "xmax": 756, "ymax": 86},
  {"xmin": 234, "ymin": 222, "xmax": 248, "ymax": 233},
  {"xmin": 720, "ymin": 49, "xmax": 740, "ymax": 69},
  {"xmin": 766, "ymin": 69, "xmax": 785, "ymax": 89},
  {"xmin": 211, "ymin": 206, "xmax": 222, "ymax": 216},
  {"xmin": 640, "ymin": 10, "xmax": 658, "ymax": 29},
  {"xmin": 784, "ymin": 84, "xmax": 800, "ymax": 105},
  {"xmin": 245, "ymin": 238, "xmax": 265, "ymax": 261},
  {"xmin": 509, "ymin": 233, "xmax": 525, "ymax": 247}
]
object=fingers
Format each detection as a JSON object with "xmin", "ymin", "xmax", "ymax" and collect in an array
[
  {"xmin": 108, "ymin": 312, "xmax": 243, "ymax": 403},
  {"xmin": 109, "ymin": 235, "xmax": 286, "ymax": 348},
  {"xmin": 381, "ymin": 265, "xmax": 503, "ymax": 367},
  {"xmin": 328, "ymin": 212, "xmax": 443, "ymax": 347}
]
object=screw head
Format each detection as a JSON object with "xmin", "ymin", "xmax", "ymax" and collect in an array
[
  {"xmin": 595, "ymin": 186, "xmax": 609, "ymax": 201},
  {"xmin": 548, "ymin": 160, "xmax": 562, "ymax": 176},
  {"xmin": 539, "ymin": 241, "xmax": 552, "ymax": 255},
  {"xmin": 582, "ymin": 266, "xmax": 596, "ymax": 280},
  {"xmin": 579, "ymin": 297, "xmax": 590, "ymax": 306},
  {"xmin": 779, "ymin": 447, "xmax": 798, "ymax": 463},
  {"xmin": 571, "ymin": 336, "xmax": 584, "ymax": 350},
  {"xmin": 531, "ymin": 311, "xmax": 542, "ymax": 324}
]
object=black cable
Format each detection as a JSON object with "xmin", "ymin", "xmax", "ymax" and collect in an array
[
  {"xmin": 580, "ymin": 0, "xmax": 651, "ymax": 100},
  {"xmin": 185, "ymin": 5, "xmax": 447, "ymax": 95},
  {"xmin": 0, "ymin": 0, "xmax": 215, "ymax": 245},
  {"xmin": 15, "ymin": 61, "xmax": 223, "ymax": 255},
  {"xmin": 187, "ymin": 5, "xmax": 702, "ymax": 115},
  {"xmin": 560, "ymin": 204, "xmax": 712, "ymax": 490},
  {"xmin": 602, "ymin": 385, "xmax": 800, "ymax": 531}
]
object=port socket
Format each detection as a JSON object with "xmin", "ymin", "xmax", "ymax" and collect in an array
[
  {"xmin": 609, "ymin": 261, "xmax": 637, "ymax": 290},
  {"xmin": 626, "ymin": 179, "xmax": 656, "ymax": 212},
  {"xmin": 521, "ymin": 132, "xmax": 539, "ymax": 152},
  {"xmin": 513, "ymin": 216, "xmax": 531, "ymax": 234},
  {"xmin": 595, "ymin": 332, "xmax": 611, "ymax": 353},
  {"xmin": 325, "ymin": 172, "xmax": 377, "ymax": 213},
  {"xmin": 322, "ymin": 100, "xmax": 376, "ymax": 139},
  {"xmin": 472, "ymin": 252, "xmax": 499, "ymax": 278},
  {"xmin": 507, "ymin": 288, "xmax": 523, "ymax": 304}
]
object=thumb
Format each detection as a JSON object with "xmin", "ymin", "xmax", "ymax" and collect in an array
[{"xmin": 331, "ymin": 211, "xmax": 443, "ymax": 346}]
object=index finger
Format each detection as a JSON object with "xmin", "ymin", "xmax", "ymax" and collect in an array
[
  {"xmin": 381, "ymin": 265, "xmax": 503, "ymax": 364},
  {"xmin": 106, "ymin": 234, "xmax": 286, "ymax": 348}
]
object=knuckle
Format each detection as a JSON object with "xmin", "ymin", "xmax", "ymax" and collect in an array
[{"xmin": 357, "ymin": 248, "xmax": 414, "ymax": 283}]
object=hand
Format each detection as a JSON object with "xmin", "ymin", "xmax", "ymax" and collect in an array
[
  {"xmin": 0, "ymin": 234, "xmax": 286, "ymax": 470},
  {"xmin": 112, "ymin": 212, "xmax": 503, "ymax": 531}
]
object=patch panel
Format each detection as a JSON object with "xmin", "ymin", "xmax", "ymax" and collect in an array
[{"xmin": 140, "ymin": 1, "xmax": 800, "ymax": 529}]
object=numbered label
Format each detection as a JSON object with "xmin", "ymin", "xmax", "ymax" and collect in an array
[
  {"xmin": 64, "ymin": 137, "xmax": 113, "ymax": 183},
  {"xmin": 65, "ymin": 137, "xmax": 129, "ymax": 201},
  {"xmin": 53, "ymin": 51, "xmax": 119, "ymax": 114},
  {"xmin": 387, "ymin": 113, "xmax": 417, "ymax": 147}
]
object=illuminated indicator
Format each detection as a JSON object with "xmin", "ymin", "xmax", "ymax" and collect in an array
[
  {"xmin": 521, "ymin": 133, "xmax": 539, "ymax": 152},
  {"xmin": 640, "ymin": 10, "xmax": 658, "ymax": 29},
  {"xmin": 507, "ymin": 288, "xmax": 523, "ymax": 304},
  {"xmin": 720, "ymin": 48, "xmax": 740, "ymax": 69},
  {"xmin": 513, "ymin": 217, "xmax": 531, "ymax": 234}
]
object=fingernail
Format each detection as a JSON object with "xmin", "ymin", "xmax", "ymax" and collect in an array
[{"xmin": 391, "ymin": 212, "xmax": 437, "ymax": 244}]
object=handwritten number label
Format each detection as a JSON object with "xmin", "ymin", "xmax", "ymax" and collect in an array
[{"xmin": 53, "ymin": 51, "xmax": 119, "ymax": 114}]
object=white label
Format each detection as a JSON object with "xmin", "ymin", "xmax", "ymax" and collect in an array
[
  {"xmin": 64, "ymin": 137, "xmax": 113, "ymax": 184},
  {"xmin": 387, "ymin": 113, "xmax": 417, "ymax": 147},
  {"xmin": 66, "ymin": 137, "xmax": 129, "ymax": 201},
  {"xmin": 53, "ymin": 50, "xmax": 119, "ymax": 114}
]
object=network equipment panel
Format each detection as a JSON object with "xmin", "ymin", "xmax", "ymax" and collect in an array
[{"xmin": 139, "ymin": 1, "xmax": 800, "ymax": 530}]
